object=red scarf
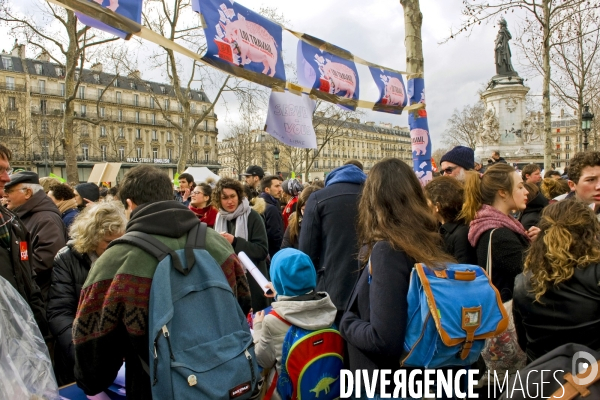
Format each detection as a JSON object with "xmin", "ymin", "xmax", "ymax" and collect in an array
[
  {"xmin": 189, "ymin": 205, "xmax": 218, "ymax": 228},
  {"xmin": 468, "ymin": 204, "xmax": 530, "ymax": 246},
  {"xmin": 282, "ymin": 196, "xmax": 298, "ymax": 230}
]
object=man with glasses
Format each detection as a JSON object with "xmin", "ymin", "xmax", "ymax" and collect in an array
[
  {"xmin": 0, "ymin": 144, "xmax": 47, "ymax": 335},
  {"xmin": 439, "ymin": 145, "xmax": 475, "ymax": 181},
  {"xmin": 4, "ymin": 171, "xmax": 67, "ymax": 301}
]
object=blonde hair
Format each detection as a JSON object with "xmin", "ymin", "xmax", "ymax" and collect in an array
[
  {"xmin": 70, "ymin": 201, "xmax": 127, "ymax": 254},
  {"xmin": 524, "ymin": 201, "xmax": 600, "ymax": 302}
]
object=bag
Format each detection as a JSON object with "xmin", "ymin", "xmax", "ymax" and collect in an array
[
  {"xmin": 481, "ymin": 229, "xmax": 527, "ymax": 377},
  {"xmin": 110, "ymin": 223, "xmax": 258, "ymax": 400},
  {"xmin": 402, "ymin": 262, "xmax": 509, "ymax": 368},
  {"xmin": 271, "ymin": 310, "xmax": 344, "ymax": 400},
  {"xmin": 499, "ymin": 343, "xmax": 600, "ymax": 400}
]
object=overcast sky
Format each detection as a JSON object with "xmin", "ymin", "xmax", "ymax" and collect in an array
[{"xmin": 4, "ymin": 0, "xmax": 544, "ymax": 149}]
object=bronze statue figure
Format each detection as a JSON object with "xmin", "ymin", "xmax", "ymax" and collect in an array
[{"xmin": 495, "ymin": 18, "xmax": 518, "ymax": 76}]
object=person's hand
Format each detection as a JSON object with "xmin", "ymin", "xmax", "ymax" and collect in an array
[
  {"xmin": 254, "ymin": 310, "xmax": 265, "ymax": 323},
  {"xmin": 84, "ymin": 198, "xmax": 95, "ymax": 207},
  {"xmin": 220, "ymin": 232, "xmax": 234, "ymax": 244},
  {"xmin": 527, "ymin": 226, "xmax": 541, "ymax": 241},
  {"xmin": 264, "ymin": 282, "xmax": 276, "ymax": 298},
  {"xmin": 182, "ymin": 188, "xmax": 191, "ymax": 202}
]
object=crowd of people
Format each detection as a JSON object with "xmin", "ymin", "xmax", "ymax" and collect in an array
[{"xmin": 1, "ymin": 140, "xmax": 600, "ymax": 399}]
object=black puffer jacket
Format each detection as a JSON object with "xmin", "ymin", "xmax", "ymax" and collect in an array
[
  {"xmin": 47, "ymin": 243, "xmax": 92, "ymax": 385},
  {"xmin": 519, "ymin": 192, "xmax": 548, "ymax": 230},
  {"xmin": 439, "ymin": 221, "xmax": 478, "ymax": 265}
]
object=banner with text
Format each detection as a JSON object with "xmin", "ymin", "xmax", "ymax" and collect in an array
[
  {"xmin": 369, "ymin": 67, "xmax": 408, "ymax": 114},
  {"xmin": 193, "ymin": 0, "xmax": 286, "ymax": 86},
  {"xmin": 77, "ymin": 0, "xmax": 142, "ymax": 39},
  {"xmin": 408, "ymin": 77, "xmax": 432, "ymax": 186},
  {"xmin": 297, "ymin": 40, "xmax": 360, "ymax": 110},
  {"xmin": 265, "ymin": 90, "xmax": 317, "ymax": 149}
]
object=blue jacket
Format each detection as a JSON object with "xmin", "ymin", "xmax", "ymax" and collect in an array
[
  {"xmin": 258, "ymin": 193, "xmax": 284, "ymax": 260},
  {"xmin": 62, "ymin": 208, "xmax": 79, "ymax": 232},
  {"xmin": 299, "ymin": 164, "xmax": 366, "ymax": 314}
]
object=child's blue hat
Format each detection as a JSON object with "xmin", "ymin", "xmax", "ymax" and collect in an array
[{"xmin": 270, "ymin": 248, "xmax": 316, "ymax": 297}]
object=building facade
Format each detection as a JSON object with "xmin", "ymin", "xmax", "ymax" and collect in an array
[
  {"xmin": 218, "ymin": 114, "xmax": 412, "ymax": 182},
  {"xmin": 0, "ymin": 45, "xmax": 219, "ymax": 182},
  {"xmin": 551, "ymin": 109, "xmax": 580, "ymax": 170}
]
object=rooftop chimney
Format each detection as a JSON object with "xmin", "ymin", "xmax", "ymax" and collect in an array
[{"xmin": 91, "ymin": 62, "xmax": 103, "ymax": 73}]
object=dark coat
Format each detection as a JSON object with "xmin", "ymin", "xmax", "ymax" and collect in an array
[
  {"xmin": 47, "ymin": 244, "xmax": 92, "ymax": 385},
  {"xmin": 519, "ymin": 192, "xmax": 548, "ymax": 230},
  {"xmin": 61, "ymin": 208, "xmax": 79, "ymax": 231},
  {"xmin": 14, "ymin": 190, "xmax": 67, "ymax": 301},
  {"xmin": 227, "ymin": 208, "xmax": 271, "ymax": 311},
  {"xmin": 513, "ymin": 264, "xmax": 600, "ymax": 362},
  {"xmin": 475, "ymin": 227, "xmax": 529, "ymax": 302},
  {"xmin": 299, "ymin": 182, "xmax": 363, "ymax": 313},
  {"xmin": 258, "ymin": 193, "xmax": 284, "ymax": 259},
  {"xmin": 340, "ymin": 242, "xmax": 413, "ymax": 383},
  {"xmin": 0, "ymin": 206, "xmax": 47, "ymax": 336},
  {"xmin": 440, "ymin": 221, "xmax": 478, "ymax": 265}
]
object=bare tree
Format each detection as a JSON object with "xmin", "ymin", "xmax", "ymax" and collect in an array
[
  {"xmin": 443, "ymin": 100, "xmax": 485, "ymax": 149},
  {"xmin": 0, "ymin": 92, "xmax": 34, "ymax": 164},
  {"xmin": 223, "ymin": 104, "xmax": 263, "ymax": 178},
  {"xmin": 447, "ymin": 0, "xmax": 600, "ymax": 169}
]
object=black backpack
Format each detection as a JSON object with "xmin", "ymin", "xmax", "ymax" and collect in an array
[{"xmin": 499, "ymin": 343, "xmax": 600, "ymax": 400}]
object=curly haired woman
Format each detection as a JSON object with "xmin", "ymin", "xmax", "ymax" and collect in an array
[{"xmin": 513, "ymin": 200, "xmax": 600, "ymax": 362}]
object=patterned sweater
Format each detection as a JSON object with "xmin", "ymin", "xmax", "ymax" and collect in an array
[{"xmin": 73, "ymin": 201, "xmax": 250, "ymax": 398}]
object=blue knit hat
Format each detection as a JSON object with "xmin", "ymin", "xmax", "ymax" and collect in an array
[
  {"xmin": 270, "ymin": 248, "xmax": 316, "ymax": 297},
  {"xmin": 440, "ymin": 146, "xmax": 475, "ymax": 171}
]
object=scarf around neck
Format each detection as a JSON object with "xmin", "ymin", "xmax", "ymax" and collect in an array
[
  {"xmin": 214, "ymin": 197, "xmax": 251, "ymax": 240},
  {"xmin": 468, "ymin": 204, "xmax": 530, "ymax": 247},
  {"xmin": 56, "ymin": 198, "xmax": 78, "ymax": 215}
]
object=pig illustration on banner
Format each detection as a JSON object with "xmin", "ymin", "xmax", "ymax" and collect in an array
[
  {"xmin": 217, "ymin": 13, "xmax": 278, "ymax": 77},
  {"xmin": 314, "ymin": 54, "xmax": 357, "ymax": 98},
  {"xmin": 411, "ymin": 128, "xmax": 429, "ymax": 156},
  {"xmin": 380, "ymin": 75, "xmax": 405, "ymax": 106}
]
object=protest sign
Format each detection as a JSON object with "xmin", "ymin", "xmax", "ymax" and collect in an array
[{"xmin": 265, "ymin": 90, "xmax": 317, "ymax": 149}]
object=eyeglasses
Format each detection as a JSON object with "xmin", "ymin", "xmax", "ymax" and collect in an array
[
  {"xmin": 0, "ymin": 167, "xmax": 13, "ymax": 175},
  {"xmin": 5, "ymin": 187, "xmax": 27, "ymax": 195},
  {"xmin": 191, "ymin": 191, "xmax": 205, "ymax": 195},
  {"xmin": 441, "ymin": 166, "xmax": 458, "ymax": 175}
]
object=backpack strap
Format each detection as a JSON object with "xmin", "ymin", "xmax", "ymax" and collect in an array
[
  {"xmin": 486, "ymin": 228, "xmax": 497, "ymax": 276},
  {"xmin": 183, "ymin": 222, "xmax": 208, "ymax": 275},
  {"xmin": 269, "ymin": 310, "xmax": 291, "ymax": 326},
  {"xmin": 551, "ymin": 360, "xmax": 600, "ymax": 399},
  {"xmin": 264, "ymin": 370, "xmax": 279, "ymax": 400}
]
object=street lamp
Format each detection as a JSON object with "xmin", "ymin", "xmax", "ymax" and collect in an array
[
  {"xmin": 582, "ymin": 104, "xmax": 594, "ymax": 151},
  {"xmin": 273, "ymin": 146, "xmax": 280, "ymax": 176}
]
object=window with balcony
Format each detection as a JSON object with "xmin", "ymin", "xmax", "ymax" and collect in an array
[
  {"xmin": 150, "ymin": 97, "xmax": 155, "ymax": 109},
  {"xmin": 136, "ymin": 128, "xmax": 141, "ymax": 139},
  {"xmin": 82, "ymin": 144, "xmax": 89, "ymax": 160},
  {"xmin": 100, "ymin": 107, "xmax": 105, "ymax": 118},
  {"xmin": 6, "ymin": 76, "xmax": 15, "ymax": 90},
  {"xmin": 9, "ymin": 119, "xmax": 17, "ymax": 132},
  {"xmin": 152, "ymin": 148, "xmax": 158, "ymax": 159},
  {"xmin": 94, "ymin": 74, "xmax": 100, "ymax": 84},
  {"xmin": 80, "ymin": 104, "xmax": 86, "ymax": 117},
  {"xmin": 38, "ymin": 80, "xmax": 45, "ymax": 94},
  {"xmin": 566, "ymin": 136, "xmax": 570, "ymax": 141},
  {"xmin": 101, "ymin": 145, "xmax": 107, "ymax": 161},
  {"xmin": 2, "ymin": 57, "xmax": 13, "ymax": 71},
  {"xmin": 164, "ymin": 99, "xmax": 170, "ymax": 110},
  {"xmin": 151, "ymin": 114, "xmax": 156, "ymax": 125},
  {"xmin": 556, "ymin": 136, "xmax": 561, "ymax": 142},
  {"xmin": 40, "ymin": 100, "xmax": 47, "ymax": 115},
  {"xmin": 566, "ymin": 144, "xmax": 570, "ymax": 150},
  {"xmin": 55, "ymin": 67, "xmax": 64, "ymax": 76},
  {"xmin": 167, "ymin": 131, "xmax": 172, "ymax": 142},
  {"xmin": 134, "ymin": 94, "xmax": 139, "ymax": 106},
  {"xmin": 34, "ymin": 63, "xmax": 43, "ymax": 75},
  {"xmin": 178, "ymin": 102, "xmax": 183, "ymax": 112},
  {"xmin": 136, "ymin": 146, "xmax": 143, "ymax": 158},
  {"xmin": 8, "ymin": 97, "xmax": 16, "ymax": 111},
  {"xmin": 118, "ymin": 109, "xmax": 123, "ymax": 122},
  {"xmin": 119, "ymin": 146, "xmax": 125, "ymax": 160},
  {"xmin": 60, "ymin": 83, "xmax": 65, "ymax": 97},
  {"xmin": 119, "ymin": 127, "xmax": 124, "ymax": 138},
  {"xmin": 79, "ymin": 86, "xmax": 85, "ymax": 99},
  {"xmin": 135, "ymin": 111, "xmax": 140, "ymax": 123},
  {"xmin": 152, "ymin": 130, "xmax": 158, "ymax": 141},
  {"xmin": 167, "ymin": 148, "xmax": 173, "ymax": 159},
  {"xmin": 113, "ymin": 79, "xmax": 119, "ymax": 87},
  {"xmin": 116, "ymin": 91, "xmax": 122, "ymax": 104},
  {"xmin": 100, "ymin": 126, "xmax": 106, "ymax": 137}
]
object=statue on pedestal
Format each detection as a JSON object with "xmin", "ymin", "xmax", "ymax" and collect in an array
[
  {"xmin": 478, "ymin": 106, "xmax": 501, "ymax": 145},
  {"xmin": 521, "ymin": 117, "xmax": 542, "ymax": 144},
  {"xmin": 495, "ymin": 18, "xmax": 518, "ymax": 77}
]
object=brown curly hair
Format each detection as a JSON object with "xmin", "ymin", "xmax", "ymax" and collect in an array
[
  {"xmin": 212, "ymin": 178, "xmax": 245, "ymax": 210},
  {"xmin": 568, "ymin": 151, "xmax": 600, "ymax": 184},
  {"xmin": 524, "ymin": 200, "xmax": 600, "ymax": 303},
  {"xmin": 424, "ymin": 176, "xmax": 464, "ymax": 223},
  {"xmin": 540, "ymin": 178, "xmax": 570, "ymax": 200}
]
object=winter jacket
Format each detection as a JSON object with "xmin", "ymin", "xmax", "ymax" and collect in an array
[
  {"xmin": 340, "ymin": 241, "xmax": 414, "ymax": 389},
  {"xmin": 0, "ymin": 206, "xmax": 47, "ymax": 336},
  {"xmin": 253, "ymin": 292, "xmax": 337, "ymax": 400},
  {"xmin": 14, "ymin": 190, "xmax": 67, "ymax": 301},
  {"xmin": 299, "ymin": 164, "xmax": 366, "ymax": 316},
  {"xmin": 475, "ymin": 227, "xmax": 529, "ymax": 302},
  {"xmin": 513, "ymin": 264, "xmax": 600, "ymax": 362},
  {"xmin": 226, "ymin": 205, "xmax": 271, "ymax": 312},
  {"xmin": 519, "ymin": 192, "xmax": 548, "ymax": 230},
  {"xmin": 189, "ymin": 204, "xmax": 218, "ymax": 227},
  {"xmin": 47, "ymin": 243, "xmax": 92, "ymax": 385},
  {"xmin": 173, "ymin": 189, "xmax": 190, "ymax": 207},
  {"xmin": 61, "ymin": 208, "xmax": 79, "ymax": 231},
  {"xmin": 440, "ymin": 220, "xmax": 478, "ymax": 265},
  {"xmin": 281, "ymin": 212, "xmax": 300, "ymax": 250},
  {"xmin": 73, "ymin": 201, "xmax": 250, "ymax": 399},
  {"xmin": 259, "ymin": 193, "xmax": 284, "ymax": 259}
]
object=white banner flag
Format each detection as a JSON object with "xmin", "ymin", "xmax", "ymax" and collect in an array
[{"xmin": 265, "ymin": 90, "xmax": 317, "ymax": 149}]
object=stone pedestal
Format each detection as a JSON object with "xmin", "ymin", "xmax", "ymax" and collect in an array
[{"xmin": 476, "ymin": 76, "xmax": 544, "ymax": 166}]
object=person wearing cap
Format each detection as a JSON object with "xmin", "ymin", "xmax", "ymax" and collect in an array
[
  {"xmin": 281, "ymin": 179, "xmax": 303, "ymax": 230},
  {"xmin": 253, "ymin": 248, "xmax": 337, "ymax": 399},
  {"xmin": 0, "ymin": 144, "xmax": 48, "ymax": 336},
  {"xmin": 439, "ymin": 145, "xmax": 475, "ymax": 181},
  {"xmin": 241, "ymin": 165, "xmax": 264, "ymax": 200},
  {"xmin": 4, "ymin": 171, "xmax": 67, "ymax": 301},
  {"xmin": 74, "ymin": 182, "xmax": 100, "ymax": 211}
]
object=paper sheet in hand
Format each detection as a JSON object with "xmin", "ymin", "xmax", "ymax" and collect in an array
[{"xmin": 238, "ymin": 252, "xmax": 272, "ymax": 294}]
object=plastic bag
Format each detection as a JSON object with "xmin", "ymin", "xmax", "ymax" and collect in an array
[{"xmin": 0, "ymin": 275, "xmax": 59, "ymax": 400}]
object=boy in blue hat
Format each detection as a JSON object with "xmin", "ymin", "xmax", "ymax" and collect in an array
[{"xmin": 253, "ymin": 248, "xmax": 336, "ymax": 400}]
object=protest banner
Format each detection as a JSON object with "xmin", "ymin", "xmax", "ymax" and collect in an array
[{"xmin": 265, "ymin": 90, "xmax": 317, "ymax": 149}]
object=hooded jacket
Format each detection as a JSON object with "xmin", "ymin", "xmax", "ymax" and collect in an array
[
  {"xmin": 73, "ymin": 201, "xmax": 250, "ymax": 399},
  {"xmin": 14, "ymin": 190, "xmax": 67, "ymax": 300},
  {"xmin": 299, "ymin": 164, "xmax": 366, "ymax": 315},
  {"xmin": 253, "ymin": 292, "xmax": 337, "ymax": 400},
  {"xmin": 259, "ymin": 192, "xmax": 284, "ymax": 259}
]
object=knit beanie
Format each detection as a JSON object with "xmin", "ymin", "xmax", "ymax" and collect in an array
[
  {"xmin": 270, "ymin": 248, "xmax": 316, "ymax": 297},
  {"xmin": 440, "ymin": 146, "xmax": 475, "ymax": 171},
  {"xmin": 75, "ymin": 182, "xmax": 100, "ymax": 202},
  {"xmin": 281, "ymin": 180, "xmax": 290, "ymax": 195}
]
